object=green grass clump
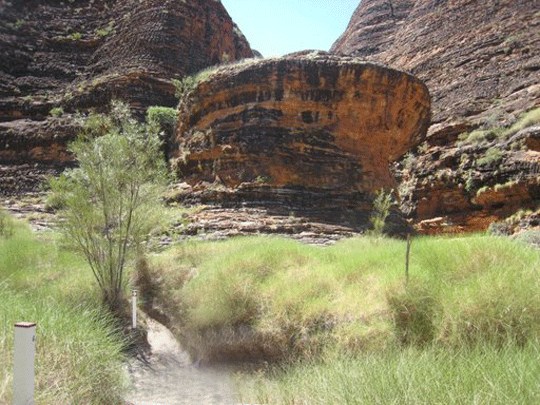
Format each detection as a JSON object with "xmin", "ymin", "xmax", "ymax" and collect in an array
[
  {"xmin": 0, "ymin": 208, "xmax": 15, "ymax": 238},
  {"xmin": 184, "ymin": 234, "xmax": 540, "ymax": 405},
  {"xmin": 156, "ymin": 233, "xmax": 540, "ymax": 356},
  {"xmin": 505, "ymin": 107, "xmax": 540, "ymax": 137},
  {"xmin": 235, "ymin": 342, "xmax": 540, "ymax": 405},
  {"xmin": 0, "ymin": 216, "xmax": 126, "ymax": 405},
  {"xmin": 146, "ymin": 231, "xmax": 540, "ymax": 403}
]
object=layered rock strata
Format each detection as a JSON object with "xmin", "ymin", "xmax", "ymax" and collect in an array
[
  {"xmin": 332, "ymin": 0, "xmax": 540, "ymax": 232},
  {"xmin": 0, "ymin": 0, "xmax": 253, "ymax": 194},
  {"xmin": 172, "ymin": 52, "xmax": 430, "ymax": 231}
]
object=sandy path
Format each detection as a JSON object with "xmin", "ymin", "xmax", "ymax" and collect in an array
[{"xmin": 125, "ymin": 317, "xmax": 238, "ymax": 405}]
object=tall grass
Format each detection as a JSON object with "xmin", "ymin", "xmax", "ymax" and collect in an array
[
  {"xmin": 151, "ymin": 233, "xmax": 540, "ymax": 403},
  {"xmin": 0, "ymin": 213, "xmax": 126, "ymax": 404},
  {"xmin": 156, "ymin": 234, "xmax": 540, "ymax": 353},
  {"xmin": 236, "ymin": 342, "xmax": 540, "ymax": 405}
]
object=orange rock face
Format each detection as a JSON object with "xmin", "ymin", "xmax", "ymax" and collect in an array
[
  {"xmin": 173, "ymin": 53, "xmax": 430, "ymax": 232},
  {"xmin": 332, "ymin": 0, "xmax": 540, "ymax": 233},
  {"xmin": 0, "ymin": 0, "xmax": 253, "ymax": 194},
  {"xmin": 175, "ymin": 53, "xmax": 430, "ymax": 193}
]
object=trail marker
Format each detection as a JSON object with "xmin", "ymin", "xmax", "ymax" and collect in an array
[
  {"xmin": 132, "ymin": 289, "xmax": 138, "ymax": 329},
  {"xmin": 13, "ymin": 322, "xmax": 35, "ymax": 405}
]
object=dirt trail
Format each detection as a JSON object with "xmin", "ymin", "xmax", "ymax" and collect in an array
[{"xmin": 125, "ymin": 317, "xmax": 239, "ymax": 405}]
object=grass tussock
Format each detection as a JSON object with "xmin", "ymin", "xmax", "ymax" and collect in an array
[
  {"xmin": 152, "ymin": 233, "xmax": 540, "ymax": 360},
  {"xmin": 235, "ymin": 342, "xmax": 540, "ymax": 405},
  {"xmin": 147, "ymin": 233, "xmax": 540, "ymax": 403},
  {"xmin": 458, "ymin": 106, "xmax": 540, "ymax": 146},
  {"xmin": 0, "ymin": 213, "xmax": 126, "ymax": 405}
]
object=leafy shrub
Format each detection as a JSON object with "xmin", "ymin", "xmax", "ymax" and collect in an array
[
  {"xmin": 369, "ymin": 189, "xmax": 394, "ymax": 235},
  {"xmin": 49, "ymin": 101, "xmax": 168, "ymax": 311},
  {"xmin": 146, "ymin": 106, "xmax": 177, "ymax": 145},
  {"xmin": 146, "ymin": 106, "xmax": 177, "ymax": 129}
]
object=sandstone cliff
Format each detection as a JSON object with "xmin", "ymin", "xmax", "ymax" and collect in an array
[
  {"xmin": 0, "ymin": 0, "xmax": 253, "ymax": 194},
  {"xmin": 171, "ymin": 52, "xmax": 430, "ymax": 232},
  {"xmin": 332, "ymin": 0, "xmax": 540, "ymax": 233}
]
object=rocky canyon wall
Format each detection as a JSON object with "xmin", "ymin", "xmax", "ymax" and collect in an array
[
  {"xmin": 332, "ymin": 0, "xmax": 540, "ymax": 233},
  {"xmin": 0, "ymin": 0, "xmax": 253, "ymax": 194},
  {"xmin": 171, "ymin": 52, "xmax": 430, "ymax": 232}
]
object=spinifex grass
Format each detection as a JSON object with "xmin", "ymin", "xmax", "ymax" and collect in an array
[
  {"xmin": 151, "ymin": 233, "xmax": 540, "ymax": 402},
  {"xmin": 235, "ymin": 342, "xmax": 540, "ymax": 405},
  {"xmin": 155, "ymin": 234, "xmax": 540, "ymax": 352},
  {"xmin": 0, "ymin": 214, "xmax": 126, "ymax": 405}
]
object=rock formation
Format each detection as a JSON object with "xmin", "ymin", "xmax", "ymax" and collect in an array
[
  {"xmin": 332, "ymin": 0, "xmax": 540, "ymax": 233},
  {"xmin": 171, "ymin": 52, "xmax": 430, "ymax": 232},
  {"xmin": 0, "ymin": 0, "xmax": 253, "ymax": 195}
]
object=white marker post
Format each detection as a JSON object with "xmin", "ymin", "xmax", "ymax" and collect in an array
[
  {"xmin": 132, "ymin": 289, "xmax": 138, "ymax": 329},
  {"xmin": 13, "ymin": 322, "xmax": 36, "ymax": 405}
]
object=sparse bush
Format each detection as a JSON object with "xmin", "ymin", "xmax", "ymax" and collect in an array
[
  {"xmin": 173, "ymin": 76, "xmax": 198, "ymax": 103},
  {"xmin": 504, "ymin": 107, "xmax": 540, "ymax": 137},
  {"xmin": 67, "ymin": 32, "xmax": 82, "ymax": 41},
  {"xmin": 488, "ymin": 220, "xmax": 513, "ymax": 236},
  {"xmin": 477, "ymin": 147, "xmax": 502, "ymax": 166},
  {"xmin": 50, "ymin": 106, "xmax": 64, "ymax": 117},
  {"xmin": 49, "ymin": 101, "xmax": 168, "ymax": 311},
  {"xmin": 369, "ymin": 188, "xmax": 394, "ymax": 235}
]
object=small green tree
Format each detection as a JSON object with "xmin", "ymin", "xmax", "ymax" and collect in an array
[
  {"xmin": 50, "ymin": 101, "xmax": 168, "ymax": 311},
  {"xmin": 369, "ymin": 188, "xmax": 394, "ymax": 236}
]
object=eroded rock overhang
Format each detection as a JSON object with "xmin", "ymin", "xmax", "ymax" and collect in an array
[{"xmin": 173, "ymin": 53, "xmax": 430, "ymax": 225}]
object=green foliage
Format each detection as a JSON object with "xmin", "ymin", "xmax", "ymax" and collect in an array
[
  {"xmin": 0, "ymin": 208, "xmax": 15, "ymax": 239},
  {"xmin": 94, "ymin": 21, "xmax": 115, "ymax": 37},
  {"xmin": 67, "ymin": 32, "xmax": 82, "ymax": 41},
  {"xmin": 49, "ymin": 106, "xmax": 64, "ymax": 117},
  {"xmin": 49, "ymin": 101, "xmax": 168, "ymax": 310},
  {"xmin": 221, "ymin": 52, "xmax": 231, "ymax": 63},
  {"xmin": 458, "ymin": 107, "xmax": 540, "ymax": 147},
  {"xmin": 477, "ymin": 147, "xmax": 503, "ymax": 166},
  {"xmin": 146, "ymin": 106, "xmax": 177, "ymax": 128},
  {"xmin": 388, "ymin": 283, "xmax": 440, "ymax": 346},
  {"xmin": 208, "ymin": 235, "xmax": 540, "ymax": 404},
  {"xmin": 173, "ymin": 76, "xmax": 198, "ymax": 103},
  {"xmin": 488, "ymin": 208, "xmax": 534, "ymax": 236},
  {"xmin": 0, "ymin": 222, "xmax": 125, "ymax": 404},
  {"xmin": 14, "ymin": 19, "xmax": 25, "ymax": 29},
  {"xmin": 154, "ymin": 234, "xmax": 540, "ymax": 359},
  {"xmin": 235, "ymin": 342, "xmax": 540, "ymax": 405},
  {"xmin": 505, "ymin": 107, "xmax": 540, "ymax": 137},
  {"xmin": 146, "ymin": 106, "xmax": 177, "ymax": 143},
  {"xmin": 369, "ymin": 188, "xmax": 394, "ymax": 235}
]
